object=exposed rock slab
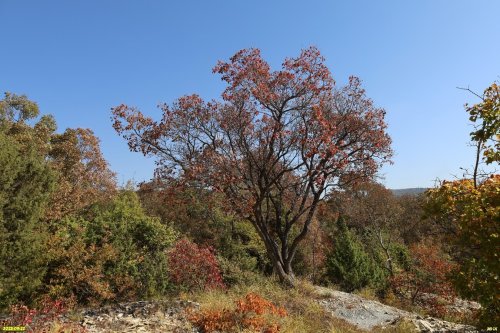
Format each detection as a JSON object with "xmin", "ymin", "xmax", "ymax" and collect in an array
[{"xmin": 314, "ymin": 287, "xmax": 477, "ymax": 332}]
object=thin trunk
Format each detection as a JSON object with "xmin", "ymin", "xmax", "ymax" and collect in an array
[
  {"xmin": 473, "ymin": 139, "xmax": 483, "ymax": 188},
  {"xmin": 377, "ymin": 230, "xmax": 394, "ymax": 277}
]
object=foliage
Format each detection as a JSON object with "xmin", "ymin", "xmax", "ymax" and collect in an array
[
  {"xmin": 0, "ymin": 91, "xmax": 116, "ymax": 223},
  {"xmin": 291, "ymin": 217, "xmax": 329, "ymax": 283},
  {"xmin": 465, "ymin": 82, "xmax": 500, "ymax": 166},
  {"xmin": 390, "ymin": 242, "xmax": 456, "ymax": 316},
  {"xmin": 0, "ymin": 131, "xmax": 56, "ymax": 309},
  {"xmin": 112, "ymin": 47, "xmax": 392, "ymax": 284},
  {"xmin": 46, "ymin": 128, "xmax": 116, "ymax": 221},
  {"xmin": 425, "ymin": 175, "xmax": 500, "ymax": 326},
  {"xmin": 137, "ymin": 181, "xmax": 217, "ymax": 244},
  {"xmin": 326, "ymin": 217, "xmax": 385, "ymax": 292},
  {"xmin": 188, "ymin": 293, "xmax": 287, "ymax": 333},
  {"xmin": 1, "ymin": 297, "xmax": 86, "ymax": 333},
  {"xmin": 0, "ymin": 92, "xmax": 40, "ymax": 123},
  {"xmin": 168, "ymin": 238, "xmax": 225, "ymax": 291},
  {"xmin": 45, "ymin": 190, "xmax": 177, "ymax": 304},
  {"xmin": 139, "ymin": 181, "xmax": 270, "ymax": 283},
  {"xmin": 395, "ymin": 194, "xmax": 435, "ymax": 246},
  {"xmin": 44, "ymin": 217, "xmax": 117, "ymax": 305},
  {"xmin": 89, "ymin": 190, "xmax": 177, "ymax": 297},
  {"xmin": 331, "ymin": 182, "xmax": 404, "ymax": 277},
  {"xmin": 215, "ymin": 219, "xmax": 270, "ymax": 286}
]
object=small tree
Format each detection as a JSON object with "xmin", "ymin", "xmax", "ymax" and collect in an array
[
  {"xmin": 333, "ymin": 182, "xmax": 403, "ymax": 276},
  {"xmin": 326, "ymin": 217, "xmax": 383, "ymax": 292},
  {"xmin": 460, "ymin": 82, "xmax": 499, "ymax": 187},
  {"xmin": 0, "ymin": 131, "xmax": 55, "ymax": 309},
  {"xmin": 112, "ymin": 47, "xmax": 392, "ymax": 285},
  {"xmin": 425, "ymin": 176, "xmax": 499, "ymax": 325},
  {"xmin": 425, "ymin": 82, "xmax": 499, "ymax": 326}
]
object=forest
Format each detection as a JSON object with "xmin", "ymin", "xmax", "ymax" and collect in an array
[{"xmin": 0, "ymin": 48, "xmax": 498, "ymax": 333}]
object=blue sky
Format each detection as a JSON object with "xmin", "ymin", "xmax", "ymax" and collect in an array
[{"xmin": 1, "ymin": 1, "xmax": 499, "ymax": 188}]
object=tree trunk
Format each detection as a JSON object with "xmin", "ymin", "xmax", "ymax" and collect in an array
[
  {"xmin": 274, "ymin": 259, "xmax": 296, "ymax": 287},
  {"xmin": 263, "ymin": 241, "xmax": 296, "ymax": 287}
]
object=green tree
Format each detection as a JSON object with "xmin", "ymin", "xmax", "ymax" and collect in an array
[
  {"xmin": 0, "ymin": 131, "xmax": 56, "ymax": 309},
  {"xmin": 326, "ymin": 217, "xmax": 384, "ymax": 292},
  {"xmin": 88, "ymin": 190, "xmax": 177, "ymax": 298}
]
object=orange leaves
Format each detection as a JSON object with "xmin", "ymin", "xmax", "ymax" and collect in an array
[
  {"xmin": 390, "ymin": 241, "xmax": 457, "ymax": 316},
  {"xmin": 112, "ymin": 47, "xmax": 392, "ymax": 282},
  {"xmin": 46, "ymin": 128, "xmax": 116, "ymax": 220},
  {"xmin": 188, "ymin": 293, "xmax": 287, "ymax": 333}
]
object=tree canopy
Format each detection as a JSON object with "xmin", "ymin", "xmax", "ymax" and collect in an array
[{"xmin": 112, "ymin": 47, "xmax": 392, "ymax": 284}]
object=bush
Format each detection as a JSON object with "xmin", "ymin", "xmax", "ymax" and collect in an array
[
  {"xmin": 1, "ymin": 297, "xmax": 86, "ymax": 333},
  {"xmin": 45, "ymin": 190, "xmax": 177, "ymax": 304},
  {"xmin": 426, "ymin": 176, "xmax": 500, "ymax": 327},
  {"xmin": 168, "ymin": 238, "xmax": 225, "ymax": 291},
  {"xmin": 188, "ymin": 293, "xmax": 287, "ymax": 333},
  {"xmin": 390, "ymin": 242, "xmax": 457, "ymax": 316},
  {"xmin": 326, "ymin": 217, "xmax": 385, "ymax": 292},
  {"xmin": 44, "ymin": 217, "xmax": 117, "ymax": 305}
]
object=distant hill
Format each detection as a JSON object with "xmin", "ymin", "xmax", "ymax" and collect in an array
[{"xmin": 390, "ymin": 188, "xmax": 428, "ymax": 196}]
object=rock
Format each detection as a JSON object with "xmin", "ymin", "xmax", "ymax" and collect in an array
[
  {"xmin": 78, "ymin": 300, "xmax": 199, "ymax": 333},
  {"xmin": 314, "ymin": 287, "xmax": 477, "ymax": 332}
]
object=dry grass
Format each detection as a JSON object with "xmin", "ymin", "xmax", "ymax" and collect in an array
[{"xmin": 188, "ymin": 276, "xmax": 365, "ymax": 333}]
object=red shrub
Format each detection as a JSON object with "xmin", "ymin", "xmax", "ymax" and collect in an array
[
  {"xmin": 168, "ymin": 238, "xmax": 225, "ymax": 291},
  {"xmin": 188, "ymin": 293, "xmax": 287, "ymax": 333},
  {"xmin": 391, "ymin": 242, "xmax": 457, "ymax": 316},
  {"xmin": 1, "ymin": 297, "xmax": 86, "ymax": 333}
]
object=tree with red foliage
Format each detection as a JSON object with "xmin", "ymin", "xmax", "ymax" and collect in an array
[{"xmin": 112, "ymin": 47, "xmax": 392, "ymax": 285}]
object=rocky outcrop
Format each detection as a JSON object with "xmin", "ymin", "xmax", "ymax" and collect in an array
[
  {"xmin": 56, "ymin": 288, "xmax": 478, "ymax": 332},
  {"xmin": 314, "ymin": 287, "xmax": 477, "ymax": 332}
]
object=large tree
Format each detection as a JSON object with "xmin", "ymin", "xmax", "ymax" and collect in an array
[{"xmin": 112, "ymin": 47, "xmax": 392, "ymax": 284}]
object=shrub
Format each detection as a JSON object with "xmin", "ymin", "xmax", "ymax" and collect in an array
[
  {"xmin": 45, "ymin": 190, "xmax": 177, "ymax": 304},
  {"xmin": 1, "ymin": 297, "xmax": 86, "ymax": 333},
  {"xmin": 45, "ymin": 218, "xmax": 117, "ymax": 305},
  {"xmin": 425, "ymin": 176, "xmax": 500, "ymax": 327},
  {"xmin": 168, "ymin": 238, "xmax": 225, "ymax": 291},
  {"xmin": 326, "ymin": 217, "xmax": 385, "ymax": 292},
  {"xmin": 390, "ymin": 242, "xmax": 456, "ymax": 316},
  {"xmin": 188, "ymin": 292, "xmax": 287, "ymax": 333}
]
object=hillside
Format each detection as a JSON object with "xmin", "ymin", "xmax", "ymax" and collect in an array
[
  {"xmin": 390, "ymin": 188, "xmax": 428, "ymax": 196},
  {"xmin": 71, "ymin": 286, "xmax": 478, "ymax": 332}
]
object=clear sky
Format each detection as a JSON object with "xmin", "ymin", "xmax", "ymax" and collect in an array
[{"xmin": 1, "ymin": 1, "xmax": 499, "ymax": 188}]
